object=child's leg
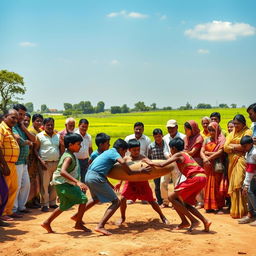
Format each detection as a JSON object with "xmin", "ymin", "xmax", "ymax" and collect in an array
[
  {"xmin": 95, "ymin": 198, "xmax": 120, "ymax": 236},
  {"xmin": 74, "ymin": 203, "xmax": 92, "ymax": 232},
  {"xmin": 185, "ymin": 203, "xmax": 212, "ymax": 232},
  {"xmin": 116, "ymin": 196, "xmax": 127, "ymax": 226},
  {"xmin": 169, "ymin": 192, "xmax": 199, "ymax": 231},
  {"xmin": 71, "ymin": 198, "xmax": 98, "ymax": 222},
  {"xmin": 41, "ymin": 207, "xmax": 63, "ymax": 233},
  {"xmin": 148, "ymin": 201, "xmax": 169, "ymax": 224}
]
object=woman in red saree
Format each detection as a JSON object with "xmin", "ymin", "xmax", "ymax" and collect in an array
[
  {"xmin": 201, "ymin": 122, "xmax": 226, "ymax": 213},
  {"xmin": 184, "ymin": 120, "xmax": 204, "ymax": 208}
]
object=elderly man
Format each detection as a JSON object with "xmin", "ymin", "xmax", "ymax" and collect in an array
[
  {"xmin": 0, "ymin": 109, "xmax": 20, "ymax": 220},
  {"xmin": 58, "ymin": 117, "xmax": 76, "ymax": 147},
  {"xmin": 161, "ymin": 120, "xmax": 185, "ymax": 208},
  {"xmin": 12, "ymin": 104, "xmax": 35, "ymax": 215}
]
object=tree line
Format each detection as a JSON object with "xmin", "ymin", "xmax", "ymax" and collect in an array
[{"xmin": 0, "ymin": 69, "xmax": 239, "ymax": 115}]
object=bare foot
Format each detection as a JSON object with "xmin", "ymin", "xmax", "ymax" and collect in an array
[
  {"xmin": 161, "ymin": 217, "xmax": 170, "ymax": 225},
  {"xmin": 95, "ymin": 227, "xmax": 112, "ymax": 236},
  {"xmin": 203, "ymin": 220, "xmax": 212, "ymax": 232},
  {"xmin": 188, "ymin": 220, "xmax": 200, "ymax": 232},
  {"xmin": 174, "ymin": 222, "xmax": 190, "ymax": 230},
  {"xmin": 115, "ymin": 218, "xmax": 125, "ymax": 226},
  {"xmin": 41, "ymin": 222, "xmax": 54, "ymax": 233},
  {"xmin": 74, "ymin": 223, "xmax": 92, "ymax": 232},
  {"xmin": 70, "ymin": 215, "xmax": 85, "ymax": 224}
]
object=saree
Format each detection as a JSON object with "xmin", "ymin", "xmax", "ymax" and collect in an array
[
  {"xmin": 224, "ymin": 126, "xmax": 252, "ymax": 218},
  {"xmin": 203, "ymin": 122, "xmax": 226, "ymax": 210},
  {"xmin": 184, "ymin": 120, "xmax": 204, "ymax": 166}
]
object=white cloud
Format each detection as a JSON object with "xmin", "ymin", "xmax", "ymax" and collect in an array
[
  {"xmin": 197, "ymin": 49, "xmax": 209, "ymax": 54},
  {"xmin": 107, "ymin": 10, "xmax": 148, "ymax": 19},
  {"xmin": 110, "ymin": 59, "xmax": 120, "ymax": 65},
  {"xmin": 19, "ymin": 41, "xmax": 36, "ymax": 47},
  {"xmin": 185, "ymin": 21, "xmax": 256, "ymax": 41}
]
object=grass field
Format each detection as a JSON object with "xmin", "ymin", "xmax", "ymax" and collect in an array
[{"xmin": 48, "ymin": 108, "xmax": 249, "ymax": 149}]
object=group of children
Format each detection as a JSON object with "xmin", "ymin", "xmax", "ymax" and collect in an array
[{"xmin": 41, "ymin": 132, "xmax": 213, "ymax": 235}]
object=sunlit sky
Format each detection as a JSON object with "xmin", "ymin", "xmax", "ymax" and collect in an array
[{"xmin": 1, "ymin": 0, "xmax": 255, "ymax": 110}]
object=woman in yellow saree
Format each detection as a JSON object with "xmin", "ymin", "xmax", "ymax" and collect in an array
[{"xmin": 224, "ymin": 114, "xmax": 252, "ymax": 218}]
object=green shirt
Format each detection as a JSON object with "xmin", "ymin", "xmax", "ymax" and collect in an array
[
  {"xmin": 51, "ymin": 150, "xmax": 80, "ymax": 185},
  {"xmin": 13, "ymin": 125, "xmax": 29, "ymax": 165}
]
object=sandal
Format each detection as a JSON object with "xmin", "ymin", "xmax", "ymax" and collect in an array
[
  {"xmin": 249, "ymin": 220, "xmax": 256, "ymax": 226},
  {"xmin": 0, "ymin": 215, "xmax": 14, "ymax": 221},
  {"xmin": 238, "ymin": 216, "xmax": 255, "ymax": 224}
]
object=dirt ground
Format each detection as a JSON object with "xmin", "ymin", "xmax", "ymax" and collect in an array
[{"xmin": 0, "ymin": 199, "xmax": 255, "ymax": 256}]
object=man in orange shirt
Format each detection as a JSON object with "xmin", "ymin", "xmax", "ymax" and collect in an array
[{"xmin": 0, "ymin": 109, "xmax": 20, "ymax": 221}]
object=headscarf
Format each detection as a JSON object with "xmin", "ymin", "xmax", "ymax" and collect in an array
[
  {"xmin": 208, "ymin": 121, "xmax": 226, "ymax": 151},
  {"xmin": 184, "ymin": 120, "xmax": 204, "ymax": 151}
]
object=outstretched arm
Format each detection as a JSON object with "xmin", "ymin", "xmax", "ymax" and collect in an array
[
  {"xmin": 143, "ymin": 152, "xmax": 183, "ymax": 167},
  {"xmin": 116, "ymin": 158, "xmax": 151, "ymax": 175}
]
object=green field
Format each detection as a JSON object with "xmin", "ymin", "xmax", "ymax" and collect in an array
[{"xmin": 48, "ymin": 108, "xmax": 250, "ymax": 149}]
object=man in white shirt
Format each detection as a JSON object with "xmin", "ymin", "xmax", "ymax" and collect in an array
[
  {"xmin": 74, "ymin": 119, "xmax": 93, "ymax": 183},
  {"xmin": 125, "ymin": 122, "xmax": 151, "ymax": 157},
  {"xmin": 161, "ymin": 120, "xmax": 185, "ymax": 207}
]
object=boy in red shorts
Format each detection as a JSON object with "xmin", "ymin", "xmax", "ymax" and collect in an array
[
  {"xmin": 115, "ymin": 139, "xmax": 169, "ymax": 226},
  {"xmin": 143, "ymin": 137, "xmax": 211, "ymax": 232}
]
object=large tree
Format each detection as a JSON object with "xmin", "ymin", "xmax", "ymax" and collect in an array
[
  {"xmin": 95, "ymin": 101, "xmax": 105, "ymax": 113},
  {"xmin": 25, "ymin": 102, "xmax": 34, "ymax": 113},
  {"xmin": 0, "ymin": 70, "xmax": 25, "ymax": 113}
]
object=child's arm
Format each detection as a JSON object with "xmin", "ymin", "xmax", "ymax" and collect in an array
[
  {"xmin": 114, "ymin": 181, "xmax": 123, "ymax": 191},
  {"xmin": 116, "ymin": 158, "xmax": 151, "ymax": 175},
  {"xmin": 143, "ymin": 152, "xmax": 183, "ymax": 168},
  {"xmin": 60, "ymin": 157, "xmax": 88, "ymax": 192}
]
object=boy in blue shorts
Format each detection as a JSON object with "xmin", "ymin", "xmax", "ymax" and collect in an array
[
  {"xmin": 41, "ymin": 133, "xmax": 90, "ymax": 233},
  {"xmin": 84, "ymin": 139, "xmax": 151, "ymax": 236}
]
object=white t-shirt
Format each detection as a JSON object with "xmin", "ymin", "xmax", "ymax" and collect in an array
[
  {"xmin": 74, "ymin": 130, "xmax": 92, "ymax": 159},
  {"xmin": 163, "ymin": 131, "xmax": 185, "ymax": 158}
]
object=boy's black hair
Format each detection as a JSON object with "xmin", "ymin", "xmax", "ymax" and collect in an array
[
  {"xmin": 233, "ymin": 114, "xmax": 246, "ymax": 125},
  {"xmin": 32, "ymin": 113, "xmax": 44, "ymax": 122},
  {"xmin": 153, "ymin": 128, "xmax": 163, "ymax": 135},
  {"xmin": 128, "ymin": 139, "xmax": 140, "ymax": 148},
  {"xmin": 113, "ymin": 138, "xmax": 128, "ymax": 150},
  {"xmin": 227, "ymin": 120, "xmax": 233, "ymax": 125},
  {"xmin": 210, "ymin": 112, "xmax": 221, "ymax": 121},
  {"xmin": 169, "ymin": 137, "xmax": 184, "ymax": 152},
  {"xmin": 247, "ymin": 103, "xmax": 256, "ymax": 112},
  {"xmin": 240, "ymin": 135, "xmax": 253, "ymax": 145},
  {"xmin": 184, "ymin": 122, "xmax": 192, "ymax": 130},
  {"xmin": 95, "ymin": 133, "xmax": 110, "ymax": 147},
  {"xmin": 64, "ymin": 133, "xmax": 83, "ymax": 148},
  {"xmin": 25, "ymin": 113, "xmax": 31, "ymax": 118},
  {"xmin": 43, "ymin": 117, "xmax": 54, "ymax": 125},
  {"xmin": 13, "ymin": 104, "xmax": 27, "ymax": 112},
  {"xmin": 134, "ymin": 122, "xmax": 144, "ymax": 128},
  {"xmin": 79, "ymin": 118, "xmax": 89, "ymax": 125}
]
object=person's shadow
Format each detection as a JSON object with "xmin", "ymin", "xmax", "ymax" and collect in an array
[{"xmin": 0, "ymin": 226, "xmax": 28, "ymax": 243}]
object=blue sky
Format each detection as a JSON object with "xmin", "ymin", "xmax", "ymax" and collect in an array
[{"xmin": 1, "ymin": 0, "xmax": 255, "ymax": 110}]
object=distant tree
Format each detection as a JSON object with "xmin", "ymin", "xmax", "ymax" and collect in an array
[
  {"xmin": 41, "ymin": 104, "xmax": 49, "ymax": 113},
  {"xmin": 219, "ymin": 103, "xmax": 229, "ymax": 108},
  {"xmin": 111, "ymin": 106, "xmax": 121, "ymax": 114},
  {"xmin": 0, "ymin": 70, "xmax": 25, "ymax": 112},
  {"xmin": 230, "ymin": 103, "xmax": 237, "ymax": 109},
  {"xmin": 95, "ymin": 101, "xmax": 105, "ymax": 113},
  {"xmin": 134, "ymin": 101, "xmax": 149, "ymax": 112},
  {"xmin": 63, "ymin": 110, "xmax": 72, "ymax": 116},
  {"xmin": 196, "ymin": 103, "xmax": 212, "ymax": 109},
  {"xmin": 64, "ymin": 103, "xmax": 73, "ymax": 110},
  {"xmin": 179, "ymin": 102, "xmax": 193, "ymax": 110},
  {"xmin": 150, "ymin": 103, "xmax": 157, "ymax": 110},
  {"xmin": 162, "ymin": 106, "xmax": 172, "ymax": 110},
  {"xmin": 25, "ymin": 102, "xmax": 34, "ymax": 113},
  {"xmin": 121, "ymin": 104, "xmax": 129, "ymax": 113},
  {"xmin": 83, "ymin": 101, "xmax": 94, "ymax": 114}
]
